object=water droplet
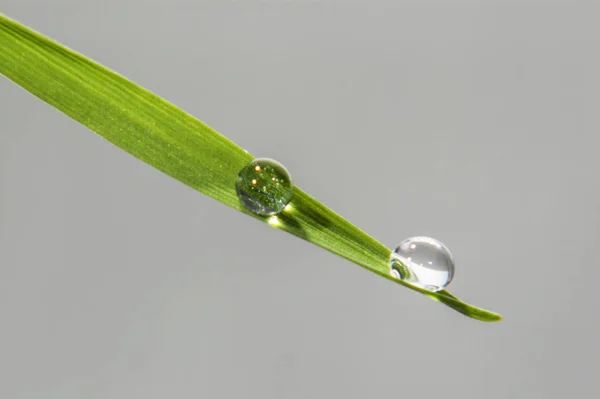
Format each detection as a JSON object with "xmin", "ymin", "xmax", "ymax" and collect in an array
[
  {"xmin": 236, "ymin": 158, "xmax": 294, "ymax": 216},
  {"xmin": 389, "ymin": 236, "xmax": 455, "ymax": 292}
]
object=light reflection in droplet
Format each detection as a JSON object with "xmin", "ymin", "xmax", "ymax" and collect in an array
[{"xmin": 389, "ymin": 236, "xmax": 455, "ymax": 292}]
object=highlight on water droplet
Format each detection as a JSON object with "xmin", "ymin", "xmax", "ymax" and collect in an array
[
  {"xmin": 389, "ymin": 236, "xmax": 455, "ymax": 292},
  {"xmin": 235, "ymin": 158, "xmax": 294, "ymax": 216}
]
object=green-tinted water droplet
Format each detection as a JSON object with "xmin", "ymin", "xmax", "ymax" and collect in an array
[
  {"xmin": 389, "ymin": 236, "xmax": 455, "ymax": 292},
  {"xmin": 235, "ymin": 158, "xmax": 294, "ymax": 216}
]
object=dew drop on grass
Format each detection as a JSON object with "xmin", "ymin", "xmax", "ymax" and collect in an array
[
  {"xmin": 389, "ymin": 236, "xmax": 455, "ymax": 292},
  {"xmin": 236, "ymin": 158, "xmax": 294, "ymax": 216}
]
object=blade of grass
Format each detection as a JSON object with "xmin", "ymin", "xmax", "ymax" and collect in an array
[{"xmin": 0, "ymin": 14, "xmax": 501, "ymax": 322}]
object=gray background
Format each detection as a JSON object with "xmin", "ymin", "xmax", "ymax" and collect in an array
[{"xmin": 1, "ymin": 1, "xmax": 598, "ymax": 398}]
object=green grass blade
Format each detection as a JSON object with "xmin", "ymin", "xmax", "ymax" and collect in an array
[{"xmin": 0, "ymin": 14, "xmax": 501, "ymax": 322}]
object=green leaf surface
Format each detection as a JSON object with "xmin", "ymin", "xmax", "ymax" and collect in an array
[{"xmin": 0, "ymin": 14, "xmax": 501, "ymax": 322}]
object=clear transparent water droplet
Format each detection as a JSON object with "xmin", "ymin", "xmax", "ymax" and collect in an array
[
  {"xmin": 236, "ymin": 158, "xmax": 294, "ymax": 216},
  {"xmin": 389, "ymin": 236, "xmax": 455, "ymax": 292}
]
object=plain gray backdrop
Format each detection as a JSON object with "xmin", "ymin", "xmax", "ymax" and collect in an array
[{"xmin": 1, "ymin": 1, "xmax": 599, "ymax": 398}]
